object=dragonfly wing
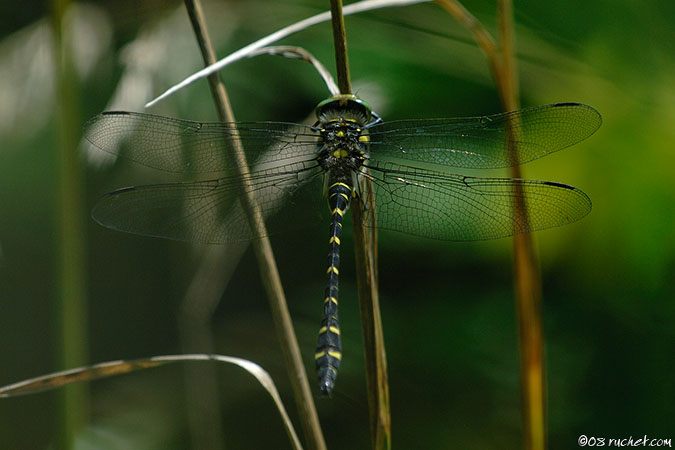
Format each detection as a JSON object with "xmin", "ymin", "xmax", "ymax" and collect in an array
[
  {"xmin": 362, "ymin": 161, "xmax": 591, "ymax": 241},
  {"xmin": 84, "ymin": 112, "xmax": 319, "ymax": 174},
  {"xmin": 92, "ymin": 161, "xmax": 326, "ymax": 244},
  {"xmin": 368, "ymin": 103, "xmax": 601, "ymax": 169}
]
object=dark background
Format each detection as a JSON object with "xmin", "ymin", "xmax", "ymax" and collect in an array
[{"xmin": 0, "ymin": 0, "xmax": 673, "ymax": 448}]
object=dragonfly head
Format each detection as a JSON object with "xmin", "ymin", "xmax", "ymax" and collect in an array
[{"xmin": 315, "ymin": 94, "xmax": 372, "ymax": 126}]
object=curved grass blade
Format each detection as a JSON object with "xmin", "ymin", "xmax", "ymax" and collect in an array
[
  {"xmin": 144, "ymin": 0, "xmax": 431, "ymax": 108},
  {"xmin": 0, "ymin": 355, "xmax": 303, "ymax": 450},
  {"xmin": 248, "ymin": 46, "xmax": 340, "ymax": 96}
]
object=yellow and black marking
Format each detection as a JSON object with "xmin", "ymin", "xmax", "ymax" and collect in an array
[
  {"xmin": 311, "ymin": 95, "xmax": 378, "ymax": 396},
  {"xmin": 315, "ymin": 180, "xmax": 352, "ymax": 396}
]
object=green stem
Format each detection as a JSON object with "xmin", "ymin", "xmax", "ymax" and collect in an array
[{"xmin": 50, "ymin": 0, "xmax": 89, "ymax": 447}]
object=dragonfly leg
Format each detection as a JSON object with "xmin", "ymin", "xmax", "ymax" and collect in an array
[{"xmin": 365, "ymin": 111, "xmax": 383, "ymax": 128}]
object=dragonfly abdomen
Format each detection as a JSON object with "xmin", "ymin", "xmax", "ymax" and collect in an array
[{"xmin": 315, "ymin": 180, "xmax": 352, "ymax": 396}]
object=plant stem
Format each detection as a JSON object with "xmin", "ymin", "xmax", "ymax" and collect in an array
[
  {"xmin": 352, "ymin": 200, "xmax": 390, "ymax": 450},
  {"xmin": 497, "ymin": 2, "xmax": 546, "ymax": 449},
  {"xmin": 50, "ymin": 0, "xmax": 89, "ymax": 447},
  {"xmin": 328, "ymin": 1, "xmax": 390, "ymax": 449},
  {"xmin": 436, "ymin": 1, "xmax": 546, "ymax": 448},
  {"xmin": 183, "ymin": 2, "xmax": 325, "ymax": 449},
  {"xmin": 329, "ymin": 0, "xmax": 352, "ymax": 94}
]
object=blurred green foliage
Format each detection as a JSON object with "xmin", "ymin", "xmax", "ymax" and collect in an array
[{"xmin": 0, "ymin": 0, "xmax": 673, "ymax": 449}]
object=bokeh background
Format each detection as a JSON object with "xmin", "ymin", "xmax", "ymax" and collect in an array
[{"xmin": 0, "ymin": 0, "xmax": 673, "ymax": 449}]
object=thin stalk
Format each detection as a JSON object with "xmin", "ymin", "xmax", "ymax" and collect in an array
[
  {"xmin": 351, "ymin": 201, "xmax": 390, "ymax": 450},
  {"xmin": 50, "ymin": 0, "xmax": 89, "ymax": 447},
  {"xmin": 183, "ymin": 2, "xmax": 325, "ymax": 450},
  {"xmin": 328, "ymin": 2, "xmax": 390, "ymax": 449},
  {"xmin": 497, "ymin": 2, "xmax": 546, "ymax": 450},
  {"xmin": 497, "ymin": 0, "xmax": 518, "ymax": 107},
  {"xmin": 329, "ymin": 0, "xmax": 352, "ymax": 94},
  {"xmin": 435, "ymin": 1, "xmax": 546, "ymax": 449}
]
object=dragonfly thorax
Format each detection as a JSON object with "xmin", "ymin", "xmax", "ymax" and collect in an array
[{"xmin": 316, "ymin": 120, "xmax": 368, "ymax": 178}]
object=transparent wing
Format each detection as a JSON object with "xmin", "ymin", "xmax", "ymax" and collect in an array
[
  {"xmin": 92, "ymin": 161, "xmax": 327, "ymax": 244},
  {"xmin": 84, "ymin": 111, "xmax": 320, "ymax": 174},
  {"xmin": 362, "ymin": 160, "xmax": 591, "ymax": 241},
  {"xmin": 368, "ymin": 103, "xmax": 601, "ymax": 169}
]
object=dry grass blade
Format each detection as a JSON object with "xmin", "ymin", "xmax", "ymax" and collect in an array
[
  {"xmin": 183, "ymin": 1, "xmax": 326, "ymax": 449},
  {"xmin": 0, "ymin": 355, "xmax": 303, "ymax": 450},
  {"xmin": 145, "ymin": 0, "xmax": 430, "ymax": 108},
  {"xmin": 352, "ymin": 195, "xmax": 391, "ymax": 450}
]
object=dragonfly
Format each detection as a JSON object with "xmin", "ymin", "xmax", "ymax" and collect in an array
[{"xmin": 84, "ymin": 94, "xmax": 601, "ymax": 396}]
